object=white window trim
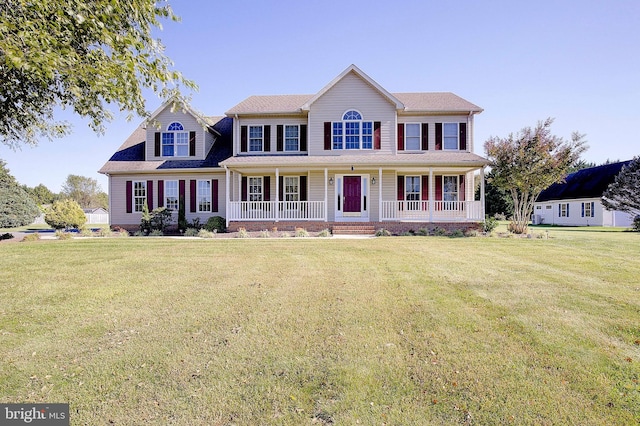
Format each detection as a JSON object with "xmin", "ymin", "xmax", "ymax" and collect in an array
[
  {"xmin": 560, "ymin": 203, "xmax": 569, "ymax": 217},
  {"xmin": 164, "ymin": 180, "xmax": 179, "ymax": 211},
  {"xmin": 133, "ymin": 181, "xmax": 146, "ymax": 213},
  {"xmin": 162, "ymin": 122, "xmax": 189, "ymax": 157},
  {"xmin": 443, "ymin": 175, "xmax": 459, "ymax": 201},
  {"xmin": 284, "ymin": 124, "xmax": 300, "ymax": 152},
  {"xmin": 404, "ymin": 123, "xmax": 422, "ymax": 151},
  {"xmin": 248, "ymin": 176, "xmax": 264, "ymax": 202},
  {"xmin": 197, "ymin": 180, "xmax": 212, "ymax": 212},
  {"xmin": 332, "ymin": 109, "xmax": 373, "ymax": 150},
  {"xmin": 249, "ymin": 125, "xmax": 264, "ymax": 152},
  {"xmin": 443, "ymin": 122, "xmax": 460, "ymax": 150}
]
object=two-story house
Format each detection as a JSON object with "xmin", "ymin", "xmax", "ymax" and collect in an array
[{"xmin": 100, "ymin": 65, "xmax": 488, "ymax": 233}]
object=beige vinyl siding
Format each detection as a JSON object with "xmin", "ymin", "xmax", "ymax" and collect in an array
[
  {"xmin": 235, "ymin": 117, "xmax": 308, "ymax": 155},
  {"xmin": 146, "ymin": 108, "xmax": 205, "ymax": 160},
  {"xmin": 308, "ymin": 72, "xmax": 397, "ymax": 156},
  {"xmin": 108, "ymin": 173, "xmax": 227, "ymax": 227},
  {"xmin": 397, "ymin": 114, "xmax": 474, "ymax": 152}
]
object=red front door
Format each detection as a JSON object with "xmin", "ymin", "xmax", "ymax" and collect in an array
[{"xmin": 343, "ymin": 176, "xmax": 361, "ymax": 213}]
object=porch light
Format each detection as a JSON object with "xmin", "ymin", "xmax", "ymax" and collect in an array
[
  {"xmin": 371, "ymin": 177, "xmax": 376, "ymax": 185},
  {"xmin": 329, "ymin": 177, "xmax": 334, "ymax": 185}
]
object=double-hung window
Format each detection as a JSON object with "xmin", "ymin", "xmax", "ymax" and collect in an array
[
  {"xmin": 249, "ymin": 177, "xmax": 263, "ymax": 202},
  {"xmin": 560, "ymin": 203, "xmax": 569, "ymax": 217},
  {"xmin": 249, "ymin": 126, "xmax": 263, "ymax": 152},
  {"xmin": 443, "ymin": 123, "xmax": 459, "ymax": 150},
  {"xmin": 165, "ymin": 180, "xmax": 178, "ymax": 211},
  {"xmin": 284, "ymin": 177, "xmax": 299, "ymax": 202},
  {"xmin": 405, "ymin": 176, "xmax": 421, "ymax": 210},
  {"xmin": 162, "ymin": 122, "xmax": 189, "ymax": 157},
  {"xmin": 198, "ymin": 180, "xmax": 211, "ymax": 212},
  {"xmin": 443, "ymin": 176, "xmax": 458, "ymax": 209},
  {"xmin": 582, "ymin": 202, "xmax": 594, "ymax": 217},
  {"xmin": 332, "ymin": 110, "xmax": 373, "ymax": 150},
  {"xmin": 405, "ymin": 124, "xmax": 421, "ymax": 151},
  {"xmin": 285, "ymin": 125, "xmax": 299, "ymax": 151},
  {"xmin": 133, "ymin": 181, "xmax": 146, "ymax": 212}
]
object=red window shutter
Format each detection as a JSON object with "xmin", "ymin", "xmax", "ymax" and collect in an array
[
  {"xmin": 374, "ymin": 121, "xmax": 381, "ymax": 150},
  {"xmin": 263, "ymin": 176, "xmax": 270, "ymax": 201},
  {"xmin": 397, "ymin": 176, "xmax": 404, "ymax": 201},
  {"xmin": 212, "ymin": 179, "xmax": 219, "ymax": 212},
  {"xmin": 435, "ymin": 175, "xmax": 443, "ymax": 200},
  {"xmin": 324, "ymin": 122, "xmax": 331, "ymax": 150},
  {"xmin": 435, "ymin": 123, "xmax": 442, "ymax": 150},
  {"xmin": 421, "ymin": 123, "xmax": 429, "ymax": 150},
  {"xmin": 276, "ymin": 125, "xmax": 283, "ymax": 151},
  {"xmin": 300, "ymin": 124, "xmax": 307, "ymax": 151},
  {"xmin": 190, "ymin": 179, "xmax": 196, "ymax": 213},
  {"xmin": 157, "ymin": 180, "xmax": 164, "ymax": 208},
  {"xmin": 189, "ymin": 131, "xmax": 196, "ymax": 156},
  {"xmin": 278, "ymin": 176, "xmax": 284, "ymax": 201},
  {"xmin": 155, "ymin": 133, "xmax": 161, "ymax": 157},
  {"xmin": 397, "ymin": 123, "xmax": 404, "ymax": 150},
  {"xmin": 241, "ymin": 177, "xmax": 248, "ymax": 201},
  {"xmin": 459, "ymin": 123, "xmax": 467, "ymax": 151},
  {"xmin": 146, "ymin": 180, "xmax": 153, "ymax": 211},
  {"xmin": 459, "ymin": 175, "xmax": 465, "ymax": 201},
  {"xmin": 240, "ymin": 126, "xmax": 248, "ymax": 152},
  {"xmin": 421, "ymin": 176, "xmax": 429, "ymax": 200},
  {"xmin": 126, "ymin": 180, "xmax": 132, "ymax": 213},
  {"xmin": 264, "ymin": 125, "xmax": 271, "ymax": 152},
  {"xmin": 300, "ymin": 175, "xmax": 308, "ymax": 201}
]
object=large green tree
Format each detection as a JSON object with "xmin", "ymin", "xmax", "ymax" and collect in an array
[
  {"xmin": 484, "ymin": 118, "xmax": 587, "ymax": 234},
  {"xmin": 0, "ymin": 159, "xmax": 40, "ymax": 227},
  {"xmin": 61, "ymin": 174, "xmax": 108, "ymax": 209},
  {"xmin": 45, "ymin": 199, "xmax": 86, "ymax": 230},
  {"xmin": 602, "ymin": 156, "xmax": 640, "ymax": 217},
  {"xmin": 0, "ymin": 0, "xmax": 195, "ymax": 147}
]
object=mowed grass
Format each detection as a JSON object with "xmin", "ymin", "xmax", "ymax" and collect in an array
[{"xmin": 0, "ymin": 231, "xmax": 639, "ymax": 425}]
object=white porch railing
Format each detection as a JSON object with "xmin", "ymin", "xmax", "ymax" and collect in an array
[
  {"xmin": 381, "ymin": 200, "xmax": 484, "ymax": 222},
  {"xmin": 228, "ymin": 201, "xmax": 325, "ymax": 221}
]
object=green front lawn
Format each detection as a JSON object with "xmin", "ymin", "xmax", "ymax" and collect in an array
[{"xmin": 1, "ymin": 231, "xmax": 638, "ymax": 424}]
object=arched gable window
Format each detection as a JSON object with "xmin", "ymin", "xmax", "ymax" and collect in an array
[
  {"xmin": 162, "ymin": 122, "xmax": 189, "ymax": 156},
  {"xmin": 332, "ymin": 110, "xmax": 373, "ymax": 150}
]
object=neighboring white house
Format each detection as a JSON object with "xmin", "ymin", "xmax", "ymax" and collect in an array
[
  {"xmin": 100, "ymin": 65, "xmax": 489, "ymax": 233},
  {"xmin": 533, "ymin": 161, "xmax": 634, "ymax": 227}
]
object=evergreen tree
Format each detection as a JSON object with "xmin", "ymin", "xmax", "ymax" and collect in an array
[
  {"xmin": 44, "ymin": 199, "xmax": 87, "ymax": 230},
  {"xmin": 0, "ymin": 159, "xmax": 40, "ymax": 227},
  {"xmin": 602, "ymin": 156, "xmax": 640, "ymax": 217}
]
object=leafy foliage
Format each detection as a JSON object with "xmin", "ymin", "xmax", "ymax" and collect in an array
[
  {"xmin": 0, "ymin": 0, "xmax": 196, "ymax": 147},
  {"xmin": 23, "ymin": 183, "xmax": 59, "ymax": 206},
  {"xmin": 0, "ymin": 159, "xmax": 40, "ymax": 227},
  {"xmin": 602, "ymin": 156, "xmax": 640, "ymax": 218},
  {"xmin": 204, "ymin": 216, "xmax": 226, "ymax": 233},
  {"xmin": 61, "ymin": 174, "xmax": 107, "ymax": 209},
  {"xmin": 478, "ymin": 169, "xmax": 513, "ymax": 218},
  {"xmin": 139, "ymin": 205, "xmax": 172, "ymax": 234},
  {"xmin": 45, "ymin": 199, "xmax": 87, "ymax": 229},
  {"xmin": 484, "ymin": 118, "xmax": 587, "ymax": 234}
]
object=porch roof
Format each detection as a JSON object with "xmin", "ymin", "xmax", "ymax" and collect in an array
[{"xmin": 220, "ymin": 152, "xmax": 489, "ymax": 169}]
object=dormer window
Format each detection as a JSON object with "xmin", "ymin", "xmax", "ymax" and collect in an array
[
  {"xmin": 162, "ymin": 122, "xmax": 189, "ymax": 157},
  {"xmin": 332, "ymin": 110, "xmax": 373, "ymax": 150}
]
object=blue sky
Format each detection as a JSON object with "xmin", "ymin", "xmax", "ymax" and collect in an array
[{"xmin": 2, "ymin": 0, "xmax": 639, "ymax": 193}]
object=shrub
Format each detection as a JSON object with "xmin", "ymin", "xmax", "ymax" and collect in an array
[
  {"xmin": 417, "ymin": 228, "xmax": 430, "ymax": 236},
  {"xmin": 189, "ymin": 217, "xmax": 202, "ymax": 230},
  {"xmin": 184, "ymin": 228, "xmax": 200, "ymax": 237},
  {"xmin": 96, "ymin": 228, "xmax": 113, "ymax": 237},
  {"xmin": 45, "ymin": 199, "xmax": 86, "ymax": 230},
  {"xmin": 483, "ymin": 215, "xmax": 499, "ymax": 233},
  {"xmin": 178, "ymin": 195, "xmax": 187, "ymax": 232},
  {"xmin": 295, "ymin": 228, "xmax": 309, "ymax": 238},
  {"xmin": 633, "ymin": 216, "xmax": 640, "ymax": 232},
  {"xmin": 236, "ymin": 227, "xmax": 249, "ymax": 238},
  {"xmin": 197, "ymin": 229, "xmax": 216, "ymax": 238},
  {"xmin": 149, "ymin": 229, "xmax": 164, "ymax": 236},
  {"xmin": 150, "ymin": 207, "xmax": 172, "ymax": 233},
  {"xmin": 117, "ymin": 229, "xmax": 130, "ymax": 237},
  {"xmin": 56, "ymin": 230, "xmax": 73, "ymax": 240},
  {"xmin": 1, "ymin": 232, "xmax": 14, "ymax": 240},
  {"xmin": 140, "ymin": 203, "xmax": 152, "ymax": 233},
  {"xmin": 78, "ymin": 226, "xmax": 93, "ymax": 237},
  {"xmin": 22, "ymin": 233, "xmax": 40, "ymax": 242},
  {"xmin": 259, "ymin": 230, "xmax": 270, "ymax": 238},
  {"xmin": 433, "ymin": 227, "xmax": 448, "ymax": 237},
  {"xmin": 449, "ymin": 229, "xmax": 464, "ymax": 238},
  {"xmin": 318, "ymin": 229, "xmax": 331, "ymax": 237},
  {"xmin": 204, "ymin": 216, "xmax": 226, "ymax": 233},
  {"xmin": 281, "ymin": 232, "xmax": 291, "ymax": 238},
  {"xmin": 375, "ymin": 228, "xmax": 391, "ymax": 237}
]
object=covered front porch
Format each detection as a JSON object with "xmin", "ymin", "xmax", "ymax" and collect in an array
[{"xmin": 222, "ymin": 162, "xmax": 486, "ymax": 226}]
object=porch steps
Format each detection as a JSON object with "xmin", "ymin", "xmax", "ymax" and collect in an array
[{"xmin": 331, "ymin": 224, "xmax": 377, "ymax": 236}]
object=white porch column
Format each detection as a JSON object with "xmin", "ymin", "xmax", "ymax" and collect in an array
[
  {"xmin": 275, "ymin": 168, "xmax": 280, "ymax": 222},
  {"xmin": 480, "ymin": 166, "xmax": 486, "ymax": 221},
  {"xmin": 324, "ymin": 168, "xmax": 328, "ymax": 222},
  {"xmin": 429, "ymin": 168, "xmax": 434, "ymax": 222},
  {"xmin": 225, "ymin": 166, "xmax": 230, "ymax": 228},
  {"xmin": 378, "ymin": 167, "xmax": 383, "ymax": 222}
]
